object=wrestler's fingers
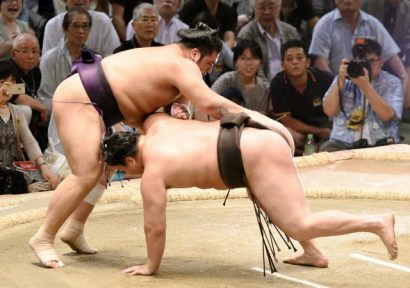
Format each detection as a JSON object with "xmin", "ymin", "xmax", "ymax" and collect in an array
[
  {"xmin": 122, "ymin": 266, "xmax": 140, "ymax": 274},
  {"xmin": 174, "ymin": 111, "xmax": 188, "ymax": 120},
  {"xmin": 122, "ymin": 265, "xmax": 152, "ymax": 276}
]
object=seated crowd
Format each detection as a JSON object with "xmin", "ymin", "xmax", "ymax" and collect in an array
[{"xmin": 0, "ymin": 0, "xmax": 409, "ymax": 194}]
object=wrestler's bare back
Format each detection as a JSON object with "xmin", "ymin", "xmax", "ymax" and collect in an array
[
  {"xmin": 142, "ymin": 114, "xmax": 292, "ymax": 190},
  {"xmin": 54, "ymin": 44, "xmax": 219, "ymax": 129}
]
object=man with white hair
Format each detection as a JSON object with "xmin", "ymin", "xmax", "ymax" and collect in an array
[
  {"xmin": 10, "ymin": 33, "xmax": 49, "ymax": 149},
  {"xmin": 115, "ymin": 3, "xmax": 162, "ymax": 53},
  {"xmin": 126, "ymin": 0, "xmax": 188, "ymax": 44}
]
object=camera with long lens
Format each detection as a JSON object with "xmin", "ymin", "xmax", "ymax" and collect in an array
[{"xmin": 346, "ymin": 38, "xmax": 371, "ymax": 79}]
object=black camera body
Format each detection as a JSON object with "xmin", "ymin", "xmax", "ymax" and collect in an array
[
  {"xmin": 347, "ymin": 58, "xmax": 371, "ymax": 78},
  {"xmin": 347, "ymin": 39, "xmax": 371, "ymax": 79}
]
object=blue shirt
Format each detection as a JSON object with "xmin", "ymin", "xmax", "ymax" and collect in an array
[
  {"xmin": 325, "ymin": 71, "xmax": 403, "ymax": 145},
  {"xmin": 309, "ymin": 9, "xmax": 400, "ymax": 74},
  {"xmin": 256, "ymin": 22, "xmax": 283, "ymax": 80}
]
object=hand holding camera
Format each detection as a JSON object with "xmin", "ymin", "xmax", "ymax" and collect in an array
[
  {"xmin": 345, "ymin": 38, "xmax": 372, "ymax": 84},
  {"xmin": 338, "ymin": 58, "xmax": 370, "ymax": 90}
]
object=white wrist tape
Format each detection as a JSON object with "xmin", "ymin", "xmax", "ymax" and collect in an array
[{"xmin": 84, "ymin": 183, "xmax": 105, "ymax": 205}]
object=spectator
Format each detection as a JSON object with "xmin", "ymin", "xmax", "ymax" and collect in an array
[
  {"xmin": 111, "ymin": 0, "xmax": 152, "ymax": 42},
  {"xmin": 53, "ymin": 0, "xmax": 65, "ymax": 14},
  {"xmin": 220, "ymin": 0, "xmax": 254, "ymax": 19},
  {"xmin": 179, "ymin": 0, "xmax": 237, "ymax": 48},
  {"xmin": 42, "ymin": 0, "xmax": 120, "ymax": 58},
  {"xmin": 279, "ymin": 0, "xmax": 318, "ymax": 45},
  {"xmin": 238, "ymin": 0, "xmax": 299, "ymax": 81},
  {"xmin": 211, "ymin": 39, "xmax": 269, "ymax": 114},
  {"xmin": 114, "ymin": 3, "xmax": 162, "ymax": 53},
  {"xmin": 139, "ymin": 0, "xmax": 188, "ymax": 45},
  {"xmin": 38, "ymin": 7, "xmax": 92, "ymax": 114},
  {"xmin": 236, "ymin": 13, "xmax": 250, "ymax": 34},
  {"xmin": 320, "ymin": 39, "xmax": 403, "ymax": 152},
  {"xmin": 309, "ymin": 0, "xmax": 407, "ymax": 86},
  {"xmin": 0, "ymin": 0, "xmax": 31, "ymax": 60},
  {"xmin": 54, "ymin": 0, "xmax": 109, "ymax": 15},
  {"xmin": 311, "ymin": 0, "xmax": 335, "ymax": 17},
  {"xmin": 10, "ymin": 32, "xmax": 49, "ymax": 150},
  {"xmin": 153, "ymin": 0, "xmax": 188, "ymax": 45},
  {"xmin": 270, "ymin": 39, "xmax": 333, "ymax": 153},
  {"xmin": 0, "ymin": 60, "xmax": 59, "ymax": 193},
  {"xmin": 26, "ymin": 0, "xmax": 56, "ymax": 47},
  {"xmin": 89, "ymin": 0, "xmax": 110, "ymax": 15},
  {"xmin": 361, "ymin": 0, "xmax": 410, "ymax": 107}
]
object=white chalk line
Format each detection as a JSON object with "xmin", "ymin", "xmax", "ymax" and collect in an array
[
  {"xmin": 350, "ymin": 253, "xmax": 410, "ymax": 272},
  {"xmin": 251, "ymin": 267, "xmax": 329, "ymax": 288}
]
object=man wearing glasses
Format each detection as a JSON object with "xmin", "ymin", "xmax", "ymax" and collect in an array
[
  {"xmin": 320, "ymin": 39, "xmax": 403, "ymax": 152},
  {"xmin": 42, "ymin": 0, "xmax": 120, "ymax": 58},
  {"xmin": 9, "ymin": 32, "xmax": 49, "ymax": 150}
]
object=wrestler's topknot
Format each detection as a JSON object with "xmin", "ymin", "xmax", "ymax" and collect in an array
[
  {"xmin": 102, "ymin": 132, "xmax": 138, "ymax": 166},
  {"xmin": 177, "ymin": 22, "xmax": 223, "ymax": 55}
]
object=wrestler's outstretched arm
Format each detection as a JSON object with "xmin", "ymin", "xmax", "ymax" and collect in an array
[
  {"xmin": 173, "ymin": 60, "xmax": 295, "ymax": 154},
  {"xmin": 123, "ymin": 169, "xmax": 167, "ymax": 276}
]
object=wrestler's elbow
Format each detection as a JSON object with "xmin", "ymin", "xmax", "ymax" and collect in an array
[{"xmin": 144, "ymin": 222, "xmax": 166, "ymax": 238}]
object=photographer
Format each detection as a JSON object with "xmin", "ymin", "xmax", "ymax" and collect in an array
[{"xmin": 319, "ymin": 39, "xmax": 403, "ymax": 152}]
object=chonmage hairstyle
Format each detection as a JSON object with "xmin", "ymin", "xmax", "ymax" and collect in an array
[
  {"xmin": 177, "ymin": 22, "xmax": 223, "ymax": 57},
  {"xmin": 102, "ymin": 131, "xmax": 139, "ymax": 166}
]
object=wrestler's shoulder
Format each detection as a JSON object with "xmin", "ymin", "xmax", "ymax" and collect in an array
[{"xmin": 144, "ymin": 113, "xmax": 173, "ymax": 130}]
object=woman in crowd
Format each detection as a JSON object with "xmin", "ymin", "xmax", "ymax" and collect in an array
[
  {"xmin": 0, "ymin": 60, "xmax": 59, "ymax": 194},
  {"xmin": 0, "ymin": 0, "xmax": 31, "ymax": 60},
  {"xmin": 211, "ymin": 39, "xmax": 270, "ymax": 114}
]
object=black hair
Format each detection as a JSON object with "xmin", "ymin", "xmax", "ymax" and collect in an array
[
  {"xmin": 352, "ymin": 38, "xmax": 382, "ymax": 58},
  {"xmin": 0, "ymin": 60, "xmax": 17, "ymax": 81},
  {"xmin": 280, "ymin": 39, "xmax": 308, "ymax": 61},
  {"xmin": 102, "ymin": 131, "xmax": 139, "ymax": 166},
  {"xmin": 232, "ymin": 39, "xmax": 263, "ymax": 63},
  {"xmin": 177, "ymin": 22, "xmax": 223, "ymax": 57},
  {"xmin": 62, "ymin": 6, "xmax": 92, "ymax": 31}
]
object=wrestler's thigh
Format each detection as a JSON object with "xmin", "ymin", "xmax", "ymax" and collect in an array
[
  {"xmin": 53, "ymin": 90, "xmax": 103, "ymax": 176},
  {"xmin": 241, "ymin": 130, "xmax": 310, "ymax": 229}
]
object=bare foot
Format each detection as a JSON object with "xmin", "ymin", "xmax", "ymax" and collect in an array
[
  {"xmin": 376, "ymin": 213, "xmax": 398, "ymax": 260},
  {"xmin": 283, "ymin": 251, "xmax": 328, "ymax": 268}
]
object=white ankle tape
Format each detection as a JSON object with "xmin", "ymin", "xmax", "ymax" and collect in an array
[{"xmin": 84, "ymin": 184, "xmax": 105, "ymax": 205}]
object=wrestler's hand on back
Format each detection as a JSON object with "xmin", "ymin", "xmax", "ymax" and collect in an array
[
  {"xmin": 170, "ymin": 102, "xmax": 191, "ymax": 120},
  {"xmin": 122, "ymin": 264, "xmax": 155, "ymax": 276}
]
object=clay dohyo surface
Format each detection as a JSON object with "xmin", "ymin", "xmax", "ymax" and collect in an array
[
  {"xmin": 0, "ymin": 197, "xmax": 409, "ymax": 288},
  {"xmin": 1, "ymin": 145, "xmax": 410, "ymax": 287}
]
